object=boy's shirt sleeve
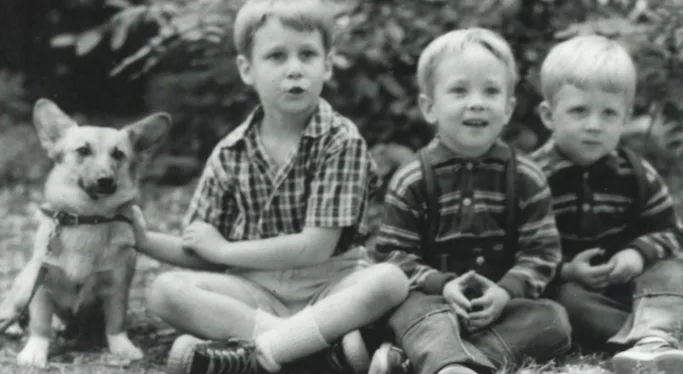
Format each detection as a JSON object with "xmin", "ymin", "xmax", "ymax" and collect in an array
[
  {"xmin": 183, "ymin": 146, "xmax": 238, "ymax": 234},
  {"xmin": 497, "ymin": 158, "xmax": 562, "ymax": 299},
  {"xmin": 305, "ymin": 136, "xmax": 373, "ymax": 229},
  {"xmin": 626, "ymin": 160, "xmax": 683, "ymax": 265},
  {"xmin": 373, "ymin": 162, "xmax": 456, "ymax": 294}
]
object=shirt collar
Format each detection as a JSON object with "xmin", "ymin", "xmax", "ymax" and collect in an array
[
  {"xmin": 424, "ymin": 138, "xmax": 511, "ymax": 167},
  {"xmin": 544, "ymin": 139, "xmax": 620, "ymax": 173},
  {"xmin": 223, "ymin": 98, "xmax": 335, "ymax": 148}
]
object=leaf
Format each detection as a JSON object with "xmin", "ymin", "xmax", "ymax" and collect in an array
[
  {"xmin": 50, "ymin": 34, "xmax": 77, "ymax": 48},
  {"xmin": 110, "ymin": 24, "xmax": 129, "ymax": 50},
  {"xmin": 75, "ymin": 30, "xmax": 104, "ymax": 56}
]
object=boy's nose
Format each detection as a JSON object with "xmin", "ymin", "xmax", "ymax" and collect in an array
[
  {"xmin": 286, "ymin": 58, "xmax": 303, "ymax": 78},
  {"xmin": 585, "ymin": 116, "xmax": 602, "ymax": 131}
]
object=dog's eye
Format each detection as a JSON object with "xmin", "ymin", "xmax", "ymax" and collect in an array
[
  {"xmin": 76, "ymin": 145, "xmax": 91, "ymax": 157},
  {"xmin": 111, "ymin": 148, "xmax": 126, "ymax": 161}
]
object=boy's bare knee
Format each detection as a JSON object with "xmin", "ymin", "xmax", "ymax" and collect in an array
[
  {"xmin": 146, "ymin": 271, "xmax": 187, "ymax": 317},
  {"xmin": 367, "ymin": 263, "xmax": 409, "ymax": 307}
]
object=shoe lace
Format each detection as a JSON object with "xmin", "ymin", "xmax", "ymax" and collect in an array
[{"xmin": 199, "ymin": 340, "xmax": 261, "ymax": 374}]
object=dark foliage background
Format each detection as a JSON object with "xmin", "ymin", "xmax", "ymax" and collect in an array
[{"xmin": 3, "ymin": 0, "xmax": 683, "ymax": 186}]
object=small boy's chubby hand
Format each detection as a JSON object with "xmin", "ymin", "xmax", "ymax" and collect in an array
[
  {"xmin": 182, "ymin": 221, "xmax": 224, "ymax": 260},
  {"xmin": 467, "ymin": 273, "xmax": 511, "ymax": 332},
  {"xmin": 443, "ymin": 271, "xmax": 476, "ymax": 321},
  {"xmin": 563, "ymin": 248, "xmax": 614, "ymax": 291},
  {"xmin": 607, "ymin": 248, "xmax": 644, "ymax": 285}
]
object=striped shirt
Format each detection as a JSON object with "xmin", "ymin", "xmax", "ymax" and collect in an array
[
  {"xmin": 185, "ymin": 99, "xmax": 380, "ymax": 255},
  {"xmin": 530, "ymin": 140, "xmax": 683, "ymax": 266},
  {"xmin": 373, "ymin": 139, "xmax": 562, "ymax": 299}
]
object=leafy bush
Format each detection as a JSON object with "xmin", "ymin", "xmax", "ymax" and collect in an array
[{"xmin": 45, "ymin": 0, "xmax": 683, "ymax": 181}]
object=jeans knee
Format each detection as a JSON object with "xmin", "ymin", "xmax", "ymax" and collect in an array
[
  {"xmin": 146, "ymin": 271, "xmax": 187, "ymax": 318},
  {"xmin": 538, "ymin": 300, "xmax": 572, "ymax": 340},
  {"xmin": 636, "ymin": 258, "xmax": 683, "ymax": 295},
  {"xmin": 554, "ymin": 283, "xmax": 590, "ymax": 319}
]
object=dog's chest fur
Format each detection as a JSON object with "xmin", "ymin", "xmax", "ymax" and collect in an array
[{"xmin": 40, "ymin": 218, "xmax": 135, "ymax": 308}]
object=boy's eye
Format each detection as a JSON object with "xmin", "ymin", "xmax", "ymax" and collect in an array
[
  {"xmin": 604, "ymin": 109, "xmax": 618, "ymax": 117},
  {"xmin": 111, "ymin": 148, "xmax": 126, "ymax": 161},
  {"xmin": 300, "ymin": 50, "xmax": 318, "ymax": 59},
  {"xmin": 484, "ymin": 87, "xmax": 501, "ymax": 95},
  {"xmin": 267, "ymin": 51, "xmax": 286, "ymax": 61},
  {"xmin": 76, "ymin": 145, "xmax": 91, "ymax": 157},
  {"xmin": 569, "ymin": 106, "xmax": 587, "ymax": 115},
  {"xmin": 451, "ymin": 86, "xmax": 467, "ymax": 94}
]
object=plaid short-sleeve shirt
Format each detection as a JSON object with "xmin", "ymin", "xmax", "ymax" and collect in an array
[{"xmin": 184, "ymin": 99, "xmax": 380, "ymax": 254}]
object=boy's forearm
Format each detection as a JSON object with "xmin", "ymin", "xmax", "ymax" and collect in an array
[
  {"xmin": 139, "ymin": 232, "xmax": 224, "ymax": 271},
  {"xmin": 205, "ymin": 230, "xmax": 337, "ymax": 270}
]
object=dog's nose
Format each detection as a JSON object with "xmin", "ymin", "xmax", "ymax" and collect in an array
[{"xmin": 96, "ymin": 177, "xmax": 116, "ymax": 192}]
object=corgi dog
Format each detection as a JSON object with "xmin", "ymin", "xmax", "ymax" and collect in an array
[{"xmin": 2, "ymin": 99, "xmax": 171, "ymax": 367}]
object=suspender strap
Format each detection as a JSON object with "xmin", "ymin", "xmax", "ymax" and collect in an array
[
  {"xmin": 504, "ymin": 146, "xmax": 518, "ymax": 253},
  {"xmin": 621, "ymin": 147, "xmax": 648, "ymax": 216},
  {"xmin": 419, "ymin": 149, "xmax": 439, "ymax": 262}
]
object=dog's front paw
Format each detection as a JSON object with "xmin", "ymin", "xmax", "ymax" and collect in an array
[
  {"xmin": 17, "ymin": 335, "xmax": 50, "ymax": 368},
  {"xmin": 107, "ymin": 333, "xmax": 143, "ymax": 360}
]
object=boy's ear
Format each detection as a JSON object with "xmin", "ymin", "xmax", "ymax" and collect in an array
[
  {"xmin": 538, "ymin": 101, "xmax": 555, "ymax": 130},
  {"xmin": 418, "ymin": 93, "xmax": 437, "ymax": 125},
  {"xmin": 236, "ymin": 54, "xmax": 254, "ymax": 86},
  {"xmin": 323, "ymin": 51, "xmax": 334, "ymax": 82},
  {"xmin": 33, "ymin": 98, "xmax": 78, "ymax": 154}
]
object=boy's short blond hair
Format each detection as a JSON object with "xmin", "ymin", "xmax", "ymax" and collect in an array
[
  {"xmin": 540, "ymin": 35, "xmax": 637, "ymax": 107},
  {"xmin": 233, "ymin": 0, "xmax": 335, "ymax": 57},
  {"xmin": 417, "ymin": 28, "xmax": 518, "ymax": 97}
]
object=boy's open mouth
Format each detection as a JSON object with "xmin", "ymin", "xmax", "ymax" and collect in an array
[
  {"xmin": 287, "ymin": 87, "xmax": 305, "ymax": 94},
  {"xmin": 462, "ymin": 119, "xmax": 489, "ymax": 128}
]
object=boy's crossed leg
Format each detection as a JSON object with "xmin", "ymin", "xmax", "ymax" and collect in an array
[{"xmin": 148, "ymin": 262, "xmax": 408, "ymax": 374}]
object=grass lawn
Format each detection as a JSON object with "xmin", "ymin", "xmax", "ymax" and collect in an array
[{"xmin": 0, "ymin": 176, "xmax": 681, "ymax": 374}]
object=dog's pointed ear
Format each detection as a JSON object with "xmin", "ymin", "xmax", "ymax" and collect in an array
[
  {"xmin": 125, "ymin": 113, "xmax": 172, "ymax": 153},
  {"xmin": 33, "ymin": 99, "xmax": 78, "ymax": 153}
]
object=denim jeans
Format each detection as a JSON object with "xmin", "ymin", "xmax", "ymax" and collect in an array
[
  {"xmin": 553, "ymin": 258, "xmax": 683, "ymax": 350},
  {"xmin": 386, "ymin": 291, "xmax": 572, "ymax": 374}
]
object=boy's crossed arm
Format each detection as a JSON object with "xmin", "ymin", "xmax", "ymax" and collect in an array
[{"xmin": 182, "ymin": 221, "xmax": 340, "ymax": 269}]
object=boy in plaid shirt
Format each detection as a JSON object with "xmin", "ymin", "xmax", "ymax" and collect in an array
[
  {"xmin": 130, "ymin": 1, "xmax": 409, "ymax": 374},
  {"xmin": 531, "ymin": 35, "xmax": 683, "ymax": 374},
  {"xmin": 368, "ymin": 28, "xmax": 571, "ymax": 374}
]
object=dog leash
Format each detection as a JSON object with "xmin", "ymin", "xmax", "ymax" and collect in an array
[{"xmin": 0, "ymin": 207, "xmax": 134, "ymax": 334}]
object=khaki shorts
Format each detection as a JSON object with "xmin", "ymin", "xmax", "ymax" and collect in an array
[{"xmin": 229, "ymin": 246, "xmax": 370, "ymax": 317}]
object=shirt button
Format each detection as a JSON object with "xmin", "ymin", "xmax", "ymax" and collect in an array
[
  {"xmin": 465, "ymin": 162, "xmax": 473, "ymax": 170},
  {"xmin": 462, "ymin": 198, "xmax": 472, "ymax": 207},
  {"xmin": 476, "ymin": 256, "xmax": 485, "ymax": 265},
  {"xmin": 582, "ymin": 203, "xmax": 591, "ymax": 212}
]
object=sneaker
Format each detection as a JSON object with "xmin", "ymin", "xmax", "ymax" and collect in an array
[
  {"xmin": 368, "ymin": 343, "xmax": 411, "ymax": 374},
  {"xmin": 290, "ymin": 341, "xmax": 356, "ymax": 374},
  {"xmin": 286, "ymin": 334, "xmax": 369, "ymax": 374},
  {"xmin": 612, "ymin": 338, "xmax": 683, "ymax": 374},
  {"xmin": 166, "ymin": 334, "xmax": 265, "ymax": 374}
]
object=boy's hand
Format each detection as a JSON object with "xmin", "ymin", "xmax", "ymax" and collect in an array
[
  {"xmin": 442, "ymin": 271, "xmax": 476, "ymax": 321},
  {"xmin": 608, "ymin": 248, "xmax": 644, "ymax": 284},
  {"xmin": 468, "ymin": 273, "xmax": 511, "ymax": 331},
  {"xmin": 564, "ymin": 248, "xmax": 614, "ymax": 291},
  {"xmin": 123, "ymin": 204, "xmax": 148, "ymax": 249},
  {"xmin": 182, "ymin": 221, "xmax": 224, "ymax": 260}
]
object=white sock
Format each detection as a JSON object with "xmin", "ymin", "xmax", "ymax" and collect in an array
[
  {"xmin": 255, "ymin": 307, "xmax": 329, "ymax": 367},
  {"xmin": 252, "ymin": 309, "xmax": 282, "ymax": 338}
]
